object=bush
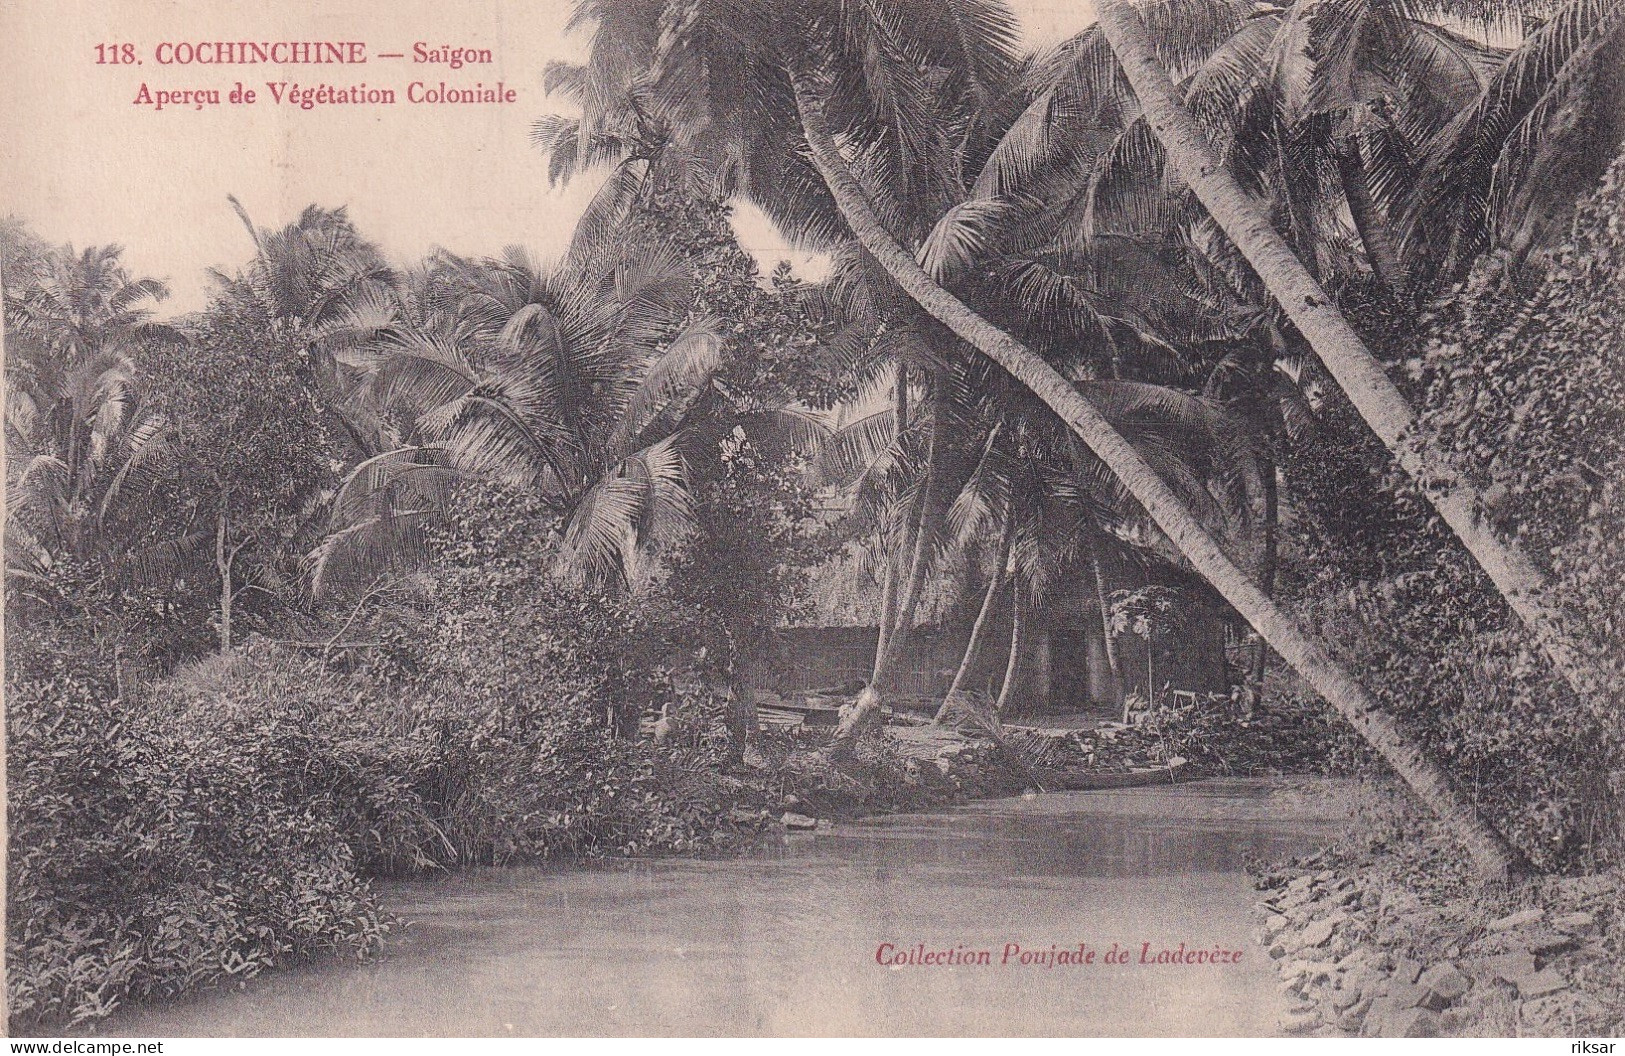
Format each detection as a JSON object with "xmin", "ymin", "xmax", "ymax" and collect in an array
[
  {"xmin": 1141, "ymin": 686, "xmax": 1368, "ymax": 777},
  {"xmin": 1274, "ymin": 151, "xmax": 1625, "ymax": 871},
  {"xmin": 6, "ymin": 473, "xmax": 804, "ymax": 1030},
  {"xmin": 6, "ymin": 632, "xmax": 756, "ymax": 1032},
  {"xmin": 5, "ymin": 673, "xmax": 387, "ymax": 1032},
  {"xmin": 157, "ymin": 637, "xmax": 746, "ymax": 871}
]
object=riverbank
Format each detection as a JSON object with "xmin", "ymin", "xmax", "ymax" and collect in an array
[
  {"xmin": 1251, "ymin": 782, "xmax": 1624, "ymax": 1037},
  {"xmin": 11, "ymin": 649, "xmax": 1349, "ymax": 1035},
  {"xmin": 6, "ymin": 684, "xmax": 1029, "ymax": 1035},
  {"xmin": 735, "ymin": 719, "xmax": 1031, "ymax": 829},
  {"xmin": 88, "ymin": 780, "xmax": 1339, "ymax": 1037},
  {"xmin": 0, "ymin": 631, "xmax": 1341, "ymax": 1035}
]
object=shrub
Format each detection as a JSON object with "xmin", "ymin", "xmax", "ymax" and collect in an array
[
  {"xmin": 5, "ymin": 673, "xmax": 387, "ymax": 1032},
  {"xmin": 156, "ymin": 637, "xmax": 745, "ymax": 871},
  {"xmin": 6, "ymin": 469, "xmax": 803, "ymax": 1030},
  {"xmin": 386, "ymin": 578, "xmax": 743, "ymax": 863},
  {"xmin": 1140, "ymin": 685, "xmax": 1367, "ymax": 777},
  {"xmin": 6, "ymin": 630, "xmax": 754, "ymax": 1032}
]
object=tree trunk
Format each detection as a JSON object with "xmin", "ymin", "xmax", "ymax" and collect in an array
[
  {"xmin": 834, "ymin": 372, "xmax": 944, "ymax": 757},
  {"xmin": 1090, "ymin": 546, "xmax": 1124, "ymax": 710},
  {"xmin": 790, "ymin": 68, "xmax": 1518, "ymax": 879},
  {"xmin": 886, "ymin": 374, "xmax": 947, "ymax": 666},
  {"xmin": 936, "ymin": 508, "xmax": 1014, "ymax": 724},
  {"xmin": 1336, "ymin": 136, "xmax": 1408, "ymax": 302},
  {"xmin": 1251, "ymin": 460, "xmax": 1279, "ymax": 689},
  {"xmin": 724, "ymin": 681, "xmax": 760, "ymax": 766},
  {"xmin": 875, "ymin": 363, "xmax": 910, "ymax": 661},
  {"xmin": 1094, "ymin": 0, "xmax": 1596, "ymax": 710},
  {"xmin": 994, "ymin": 576, "xmax": 1027, "ymax": 717},
  {"xmin": 215, "ymin": 512, "xmax": 233, "ymax": 654},
  {"xmin": 941, "ymin": 548, "xmax": 1047, "ymax": 788}
]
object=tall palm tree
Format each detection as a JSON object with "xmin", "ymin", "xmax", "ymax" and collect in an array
[
  {"xmin": 988, "ymin": 0, "xmax": 1616, "ymax": 301},
  {"xmin": 929, "ymin": 371, "xmax": 1268, "ymax": 723},
  {"xmin": 938, "ymin": 504, "xmax": 1015, "ymax": 721},
  {"xmin": 794, "ymin": 69, "xmax": 1515, "ymax": 874},
  {"xmin": 1405, "ymin": 0, "xmax": 1625, "ymax": 285},
  {"xmin": 1178, "ymin": 0, "xmax": 1502, "ymax": 301},
  {"xmin": 543, "ymin": 0, "xmax": 1199, "ymax": 722},
  {"xmin": 1093, "ymin": 0, "xmax": 1611, "ymax": 710},
  {"xmin": 3, "ymin": 243, "xmax": 177, "ymax": 572},
  {"xmin": 806, "ymin": 252, "xmax": 969, "ymax": 683},
  {"xmin": 977, "ymin": 1, "xmax": 1616, "ymax": 706}
]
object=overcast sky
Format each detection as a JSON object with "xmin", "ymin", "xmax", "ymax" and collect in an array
[{"xmin": 0, "ymin": 0, "xmax": 1099, "ymax": 314}]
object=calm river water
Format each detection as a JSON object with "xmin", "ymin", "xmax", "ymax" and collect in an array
[{"xmin": 99, "ymin": 778, "xmax": 1347, "ymax": 1037}]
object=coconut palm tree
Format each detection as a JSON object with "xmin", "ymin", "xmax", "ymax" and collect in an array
[
  {"xmin": 312, "ymin": 244, "xmax": 695, "ymax": 591},
  {"xmin": 930, "ymin": 370, "xmax": 1269, "ymax": 722},
  {"xmin": 1006, "ymin": 0, "xmax": 1490, "ymax": 296},
  {"xmin": 215, "ymin": 199, "xmax": 404, "ymax": 462},
  {"xmin": 797, "ymin": 71, "xmax": 1518, "ymax": 874},
  {"xmin": 0, "ymin": 239, "xmax": 241, "ymax": 675},
  {"xmin": 3, "ymin": 242, "xmax": 178, "ymax": 573},
  {"xmin": 1093, "ymin": 0, "xmax": 1612, "ymax": 711},
  {"xmin": 931, "ymin": 430, "xmax": 1099, "ymax": 726},
  {"xmin": 991, "ymin": 0, "xmax": 1619, "ymax": 300},
  {"xmin": 1173, "ymin": 0, "xmax": 1502, "ymax": 301},
  {"xmin": 802, "ymin": 251, "xmax": 964, "ymax": 679},
  {"xmin": 541, "ymin": 0, "xmax": 1203, "ymax": 721},
  {"xmin": 939, "ymin": 503, "xmax": 1015, "ymax": 720},
  {"xmin": 1405, "ymin": 0, "xmax": 1625, "ymax": 286},
  {"xmin": 979, "ymin": 0, "xmax": 1617, "ymax": 706}
]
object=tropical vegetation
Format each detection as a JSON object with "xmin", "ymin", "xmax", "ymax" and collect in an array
[{"xmin": 5, "ymin": 0, "xmax": 1623, "ymax": 1030}]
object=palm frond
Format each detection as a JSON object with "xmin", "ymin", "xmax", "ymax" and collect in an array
[
  {"xmin": 308, "ymin": 507, "xmax": 438, "ymax": 599},
  {"xmin": 1406, "ymin": 0, "xmax": 1625, "ymax": 280},
  {"xmin": 121, "ymin": 530, "xmax": 211, "ymax": 587},
  {"xmin": 917, "ymin": 198, "xmax": 1013, "ymax": 281},
  {"xmin": 327, "ymin": 446, "xmax": 458, "ymax": 527},
  {"xmin": 811, "ymin": 407, "xmax": 899, "ymax": 487},
  {"xmin": 606, "ymin": 315, "xmax": 725, "ymax": 457},
  {"xmin": 557, "ymin": 435, "xmax": 695, "ymax": 585},
  {"xmin": 360, "ymin": 330, "xmax": 480, "ymax": 416}
]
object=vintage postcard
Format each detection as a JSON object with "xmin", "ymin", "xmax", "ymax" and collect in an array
[{"xmin": 2, "ymin": 0, "xmax": 1620, "ymax": 1041}]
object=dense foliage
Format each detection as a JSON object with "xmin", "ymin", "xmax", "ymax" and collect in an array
[
  {"xmin": 3, "ymin": 190, "xmax": 843, "ymax": 1029},
  {"xmin": 4, "ymin": 483, "xmax": 804, "ymax": 1028},
  {"xmin": 1273, "ymin": 154, "xmax": 1625, "ymax": 870},
  {"xmin": 5, "ymin": 673, "xmax": 387, "ymax": 1030}
]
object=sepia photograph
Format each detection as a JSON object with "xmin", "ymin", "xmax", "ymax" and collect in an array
[{"xmin": 0, "ymin": 0, "xmax": 1621, "ymax": 1041}]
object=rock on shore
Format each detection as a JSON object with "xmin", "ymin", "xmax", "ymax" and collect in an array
[{"xmin": 1252, "ymin": 863, "xmax": 1620, "ymax": 1037}]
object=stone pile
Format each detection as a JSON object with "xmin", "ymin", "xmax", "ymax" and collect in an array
[{"xmin": 1255, "ymin": 868, "xmax": 1617, "ymax": 1037}]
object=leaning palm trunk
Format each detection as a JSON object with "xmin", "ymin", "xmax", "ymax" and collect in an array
[
  {"xmin": 1090, "ymin": 548, "xmax": 1124, "ymax": 708},
  {"xmin": 887, "ymin": 379, "xmax": 945, "ymax": 665},
  {"xmin": 836, "ymin": 379, "xmax": 946, "ymax": 754},
  {"xmin": 1095, "ymin": 0, "xmax": 1597, "ymax": 709},
  {"xmin": 1335, "ymin": 140, "xmax": 1408, "ymax": 301},
  {"xmin": 875, "ymin": 365, "xmax": 911, "ymax": 660},
  {"xmin": 1251, "ymin": 462, "xmax": 1280, "ymax": 690},
  {"xmin": 993, "ymin": 575, "xmax": 1027, "ymax": 718},
  {"xmin": 791, "ymin": 70, "xmax": 1517, "ymax": 879},
  {"xmin": 936, "ymin": 511, "xmax": 1015, "ymax": 724},
  {"xmin": 932, "ymin": 525, "xmax": 1045, "ymax": 787}
]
